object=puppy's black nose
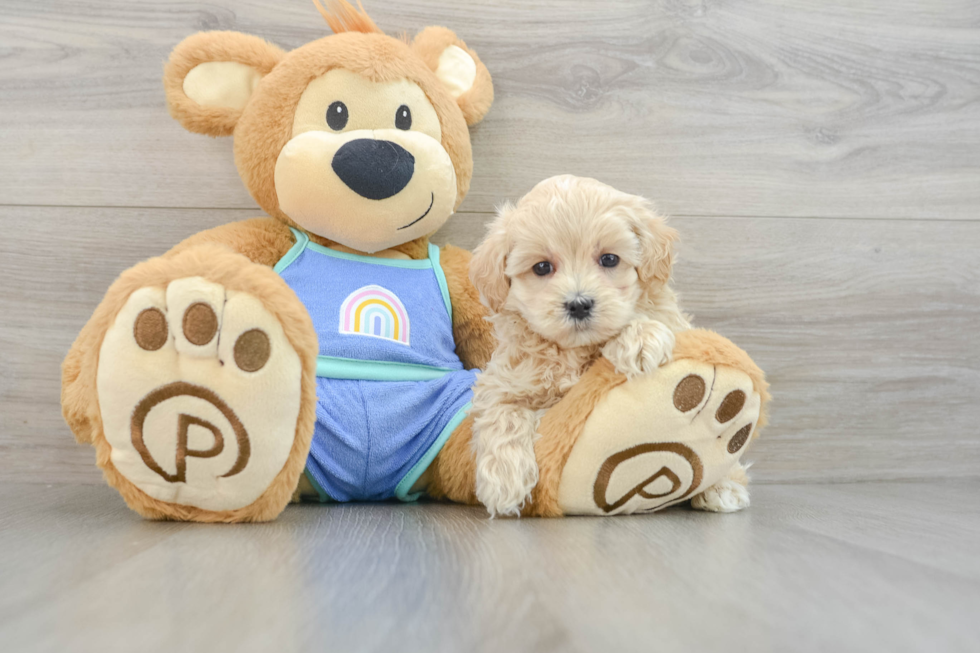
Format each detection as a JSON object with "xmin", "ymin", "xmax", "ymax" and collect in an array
[
  {"xmin": 564, "ymin": 297, "xmax": 595, "ymax": 321},
  {"xmin": 332, "ymin": 139, "xmax": 415, "ymax": 200}
]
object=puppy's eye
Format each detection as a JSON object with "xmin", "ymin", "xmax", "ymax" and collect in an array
[
  {"xmin": 532, "ymin": 261, "xmax": 553, "ymax": 276},
  {"xmin": 395, "ymin": 105, "xmax": 412, "ymax": 130},
  {"xmin": 599, "ymin": 253, "xmax": 620, "ymax": 268},
  {"xmin": 327, "ymin": 101, "xmax": 349, "ymax": 130}
]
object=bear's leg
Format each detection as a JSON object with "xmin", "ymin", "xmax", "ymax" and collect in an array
[
  {"xmin": 62, "ymin": 244, "xmax": 318, "ymax": 522},
  {"xmin": 427, "ymin": 329, "xmax": 768, "ymax": 516}
]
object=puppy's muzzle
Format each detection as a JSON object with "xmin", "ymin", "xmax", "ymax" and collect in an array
[
  {"xmin": 332, "ymin": 139, "xmax": 415, "ymax": 200},
  {"xmin": 564, "ymin": 297, "xmax": 595, "ymax": 321}
]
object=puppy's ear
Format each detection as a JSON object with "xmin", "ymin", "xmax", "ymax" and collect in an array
[
  {"xmin": 413, "ymin": 26, "xmax": 494, "ymax": 126},
  {"xmin": 470, "ymin": 204, "xmax": 513, "ymax": 313},
  {"xmin": 627, "ymin": 200, "xmax": 678, "ymax": 289},
  {"xmin": 164, "ymin": 31, "xmax": 285, "ymax": 137}
]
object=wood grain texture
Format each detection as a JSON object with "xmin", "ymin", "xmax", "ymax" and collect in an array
[
  {"xmin": 1, "ymin": 481, "xmax": 978, "ymax": 652},
  {"xmin": 2, "ymin": 206, "xmax": 977, "ymax": 485},
  {"xmin": 1, "ymin": 0, "xmax": 979, "ymax": 218},
  {"xmin": 2, "ymin": 2, "xmax": 978, "ymax": 648}
]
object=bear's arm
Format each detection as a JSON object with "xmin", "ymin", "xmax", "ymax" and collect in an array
[
  {"xmin": 165, "ymin": 217, "xmax": 296, "ymax": 266},
  {"xmin": 440, "ymin": 244, "xmax": 496, "ymax": 370}
]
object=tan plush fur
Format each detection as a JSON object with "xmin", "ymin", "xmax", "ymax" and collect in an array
[
  {"xmin": 412, "ymin": 26, "xmax": 494, "ymax": 126},
  {"xmin": 426, "ymin": 415, "xmax": 479, "ymax": 504},
  {"xmin": 167, "ymin": 217, "xmax": 297, "ymax": 267},
  {"xmin": 62, "ymin": 245, "xmax": 319, "ymax": 522},
  {"xmin": 439, "ymin": 245, "xmax": 496, "ymax": 370},
  {"xmin": 164, "ymin": 32, "xmax": 285, "ymax": 137},
  {"xmin": 313, "ymin": 0, "xmax": 381, "ymax": 35},
  {"xmin": 468, "ymin": 176, "xmax": 690, "ymax": 516}
]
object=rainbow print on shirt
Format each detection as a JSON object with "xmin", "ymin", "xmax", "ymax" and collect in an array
[{"xmin": 338, "ymin": 285, "xmax": 411, "ymax": 346}]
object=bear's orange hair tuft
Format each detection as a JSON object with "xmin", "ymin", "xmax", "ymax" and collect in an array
[{"xmin": 312, "ymin": 0, "xmax": 382, "ymax": 34}]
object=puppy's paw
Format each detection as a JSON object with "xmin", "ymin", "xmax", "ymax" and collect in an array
[
  {"xmin": 603, "ymin": 320, "xmax": 675, "ymax": 378},
  {"xmin": 691, "ymin": 476, "xmax": 751, "ymax": 513},
  {"xmin": 475, "ymin": 440, "xmax": 539, "ymax": 518}
]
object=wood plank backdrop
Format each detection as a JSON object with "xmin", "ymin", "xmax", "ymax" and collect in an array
[{"xmin": 1, "ymin": 0, "xmax": 978, "ymax": 485}]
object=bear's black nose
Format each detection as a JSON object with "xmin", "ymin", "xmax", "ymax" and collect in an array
[
  {"xmin": 331, "ymin": 139, "xmax": 415, "ymax": 200},
  {"xmin": 564, "ymin": 297, "xmax": 595, "ymax": 321}
]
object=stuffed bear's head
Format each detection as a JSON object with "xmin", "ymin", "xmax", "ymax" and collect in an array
[{"xmin": 163, "ymin": 0, "xmax": 493, "ymax": 254}]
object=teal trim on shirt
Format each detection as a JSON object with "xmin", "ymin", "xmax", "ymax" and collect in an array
[
  {"xmin": 275, "ymin": 227, "xmax": 441, "ymax": 270},
  {"xmin": 303, "ymin": 468, "xmax": 333, "ymax": 503},
  {"xmin": 428, "ymin": 242, "xmax": 453, "ymax": 319},
  {"xmin": 316, "ymin": 355, "xmax": 455, "ymax": 381},
  {"xmin": 395, "ymin": 402, "xmax": 471, "ymax": 502},
  {"xmin": 274, "ymin": 227, "xmax": 310, "ymax": 274}
]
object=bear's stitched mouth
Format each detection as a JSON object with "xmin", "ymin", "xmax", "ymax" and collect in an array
[{"xmin": 397, "ymin": 192, "xmax": 435, "ymax": 231}]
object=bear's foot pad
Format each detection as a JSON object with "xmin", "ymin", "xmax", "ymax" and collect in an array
[
  {"xmin": 558, "ymin": 359, "xmax": 760, "ymax": 516},
  {"xmin": 96, "ymin": 277, "xmax": 303, "ymax": 512}
]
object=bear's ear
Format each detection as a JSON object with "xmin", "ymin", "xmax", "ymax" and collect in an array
[
  {"xmin": 412, "ymin": 27, "xmax": 494, "ymax": 126},
  {"xmin": 164, "ymin": 31, "xmax": 285, "ymax": 137}
]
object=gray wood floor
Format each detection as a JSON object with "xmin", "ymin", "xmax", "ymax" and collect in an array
[
  {"xmin": 1, "ymin": 1, "xmax": 978, "ymax": 651},
  {"xmin": 2, "ymin": 480, "xmax": 979, "ymax": 653}
]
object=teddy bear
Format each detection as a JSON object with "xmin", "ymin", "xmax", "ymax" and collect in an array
[{"xmin": 60, "ymin": 0, "xmax": 770, "ymax": 522}]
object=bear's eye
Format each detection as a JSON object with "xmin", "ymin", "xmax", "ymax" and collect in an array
[
  {"xmin": 599, "ymin": 254, "xmax": 620, "ymax": 268},
  {"xmin": 327, "ymin": 101, "xmax": 348, "ymax": 131},
  {"xmin": 532, "ymin": 261, "xmax": 553, "ymax": 276},
  {"xmin": 395, "ymin": 105, "xmax": 412, "ymax": 130}
]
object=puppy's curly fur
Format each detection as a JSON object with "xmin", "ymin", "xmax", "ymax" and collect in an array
[{"xmin": 469, "ymin": 176, "xmax": 691, "ymax": 517}]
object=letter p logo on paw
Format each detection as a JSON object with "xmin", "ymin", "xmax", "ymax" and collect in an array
[
  {"xmin": 558, "ymin": 359, "xmax": 762, "ymax": 516},
  {"xmin": 593, "ymin": 442, "xmax": 704, "ymax": 514},
  {"xmin": 131, "ymin": 382, "xmax": 250, "ymax": 484}
]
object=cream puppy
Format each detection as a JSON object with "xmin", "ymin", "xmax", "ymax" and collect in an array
[{"xmin": 469, "ymin": 175, "xmax": 691, "ymax": 517}]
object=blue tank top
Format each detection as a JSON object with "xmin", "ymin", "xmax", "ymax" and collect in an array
[{"xmin": 275, "ymin": 228, "xmax": 475, "ymax": 502}]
